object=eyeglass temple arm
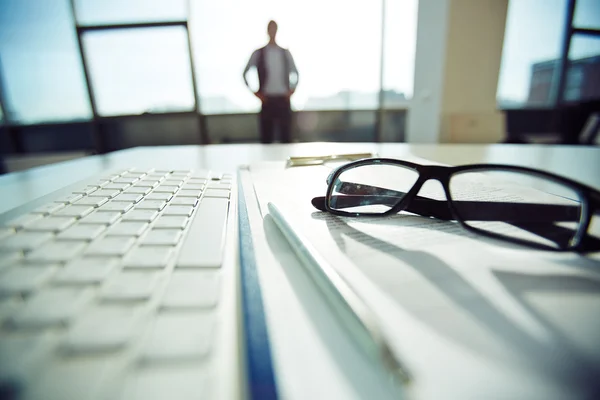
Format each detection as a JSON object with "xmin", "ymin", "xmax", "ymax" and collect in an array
[
  {"xmin": 311, "ymin": 195, "xmax": 454, "ymax": 219},
  {"xmin": 313, "ymin": 182, "xmax": 581, "ymax": 222},
  {"xmin": 508, "ymin": 221, "xmax": 600, "ymax": 252}
]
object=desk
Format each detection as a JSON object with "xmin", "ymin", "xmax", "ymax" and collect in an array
[
  {"xmin": 2, "ymin": 143, "xmax": 599, "ymax": 215},
  {"xmin": 1, "ymin": 143, "xmax": 600, "ymax": 399}
]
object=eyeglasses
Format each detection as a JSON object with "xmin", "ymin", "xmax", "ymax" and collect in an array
[{"xmin": 311, "ymin": 158, "xmax": 600, "ymax": 253}]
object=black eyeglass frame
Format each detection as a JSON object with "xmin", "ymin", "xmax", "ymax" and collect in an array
[{"xmin": 321, "ymin": 158, "xmax": 600, "ymax": 253}]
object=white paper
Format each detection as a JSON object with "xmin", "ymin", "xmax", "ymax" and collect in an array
[{"xmin": 249, "ymin": 159, "xmax": 600, "ymax": 400}]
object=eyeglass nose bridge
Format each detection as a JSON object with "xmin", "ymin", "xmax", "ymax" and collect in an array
[
  {"xmin": 391, "ymin": 168, "xmax": 453, "ymax": 214},
  {"xmin": 409, "ymin": 166, "xmax": 453, "ymax": 198}
]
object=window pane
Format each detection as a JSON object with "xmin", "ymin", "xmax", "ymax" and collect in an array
[
  {"xmin": 382, "ymin": 0, "xmax": 417, "ymax": 108},
  {"xmin": 74, "ymin": 0, "xmax": 187, "ymax": 26},
  {"xmin": 191, "ymin": 0, "xmax": 382, "ymax": 114},
  {"xmin": 0, "ymin": 0, "xmax": 92, "ymax": 124},
  {"xmin": 563, "ymin": 35, "xmax": 600, "ymax": 103},
  {"xmin": 83, "ymin": 27, "xmax": 195, "ymax": 116},
  {"xmin": 573, "ymin": 0, "xmax": 600, "ymax": 30},
  {"xmin": 497, "ymin": 0, "xmax": 567, "ymax": 108}
]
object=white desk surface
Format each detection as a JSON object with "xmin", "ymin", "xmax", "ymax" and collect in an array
[
  {"xmin": 2, "ymin": 143, "xmax": 599, "ymax": 400},
  {"xmin": 2, "ymin": 143, "xmax": 599, "ymax": 215}
]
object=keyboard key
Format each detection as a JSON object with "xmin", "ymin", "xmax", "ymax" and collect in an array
[
  {"xmin": 0, "ymin": 334, "xmax": 49, "ymax": 385},
  {"xmin": 104, "ymin": 183, "xmax": 131, "ymax": 191},
  {"xmin": 122, "ymin": 210, "xmax": 159, "ymax": 222},
  {"xmin": 187, "ymin": 178, "xmax": 207, "ymax": 184},
  {"xmin": 90, "ymin": 179, "xmax": 111, "ymax": 187},
  {"xmin": 62, "ymin": 306, "xmax": 143, "ymax": 353},
  {"xmin": 153, "ymin": 186, "xmax": 179, "ymax": 194},
  {"xmin": 55, "ymin": 194, "xmax": 84, "ymax": 204},
  {"xmin": 107, "ymin": 221, "xmax": 148, "ymax": 237},
  {"xmin": 140, "ymin": 313, "xmax": 214, "ymax": 362},
  {"xmin": 162, "ymin": 206, "xmax": 194, "ymax": 217},
  {"xmin": 189, "ymin": 172, "xmax": 209, "ymax": 179},
  {"xmin": 203, "ymin": 189, "xmax": 230, "ymax": 199},
  {"xmin": 181, "ymin": 183, "xmax": 204, "ymax": 191},
  {"xmin": 125, "ymin": 186, "xmax": 152, "ymax": 195},
  {"xmin": 25, "ymin": 217, "xmax": 76, "ymax": 232},
  {"xmin": 176, "ymin": 198, "xmax": 229, "ymax": 268},
  {"xmin": 113, "ymin": 193, "xmax": 143, "ymax": 203},
  {"xmin": 161, "ymin": 271, "xmax": 219, "ymax": 309},
  {"xmin": 162, "ymin": 179, "xmax": 184, "ymax": 187},
  {"xmin": 86, "ymin": 237, "xmax": 135, "ymax": 256},
  {"xmin": 117, "ymin": 366, "xmax": 208, "ymax": 400},
  {"xmin": 0, "ymin": 227, "xmax": 14, "ymax": 240},
  {"xmin": 141, "ymin": 230, "xmax": 182, "ymax": 246},
  {"xmin": 101, "ymin": 272, "xmax": 158, "ymax": 302},
  {"xmin": 170, "ymin": 197, "xmax": 198, "ymax": 206},
  {"xmin": 134, "ymin": 180, "xmax": 160, "ymax": 189},
  {"xmin": 72, "ymin": 186, "xmax": 98, "ymax": 195},
  {"xmin": 81, "ymin": 211, "xmax": 121, "ymax": 225},
  {"xmin": 25, "ymin": 355, "xmax": 123, "ymax": 400},
  {"xmin": 32, "ymin": 203, "xmax": 66, "ymax": 215},
  {"xmin": 153, "ymin": 216, "xmax": 188, "ymax": 229},
  {"xmin": 123, "ymin": 171, "xmax": 148, "ymax": 177},
  {"xmin": 113, "ymin": 177, "xmax": 139, "ymax": 184},
  {"xmin": 8, "ymin": 288, "xmax": 91, "ymax": 329},
  {"xmin": 54, "ymin": 258, "xmax": 119, "ymax": 285},
  {"xmin": 58, "ymin": 224, "xmax": 106, "ymax": 241},
  {"xmin": 0, "ymin": 232, "xmax": 53, "ymax": 251},
  {"xmin": 207, "ymin": 183, "xmax": 231, "ymax": 191},
  {"xmin": 74, "ymin": 196, "xmax": 109, "ymax": 207},
  {"xmin": 176, "ymin": 189, "xmax": 202, "ymax": 198},
  {"xmin": 124, "ymin": 247, "xmax": 173, "ymax": 269},
  {"xmin": 5, "ymin": 213, "xmax": 43, "ymax": 229},
  {"xmin": 0, "ymin": 266, "xmax": 57, "ymax": 295},
  {"xmin": 135, "ymin": 200, "xmax": 167, "ymax": 211},
  {"xmin": 27, "ymin": 241, "xmax": 87, "ymax": 263},
  {"xmin": 53, "ymin": 205, "xmax": 95, "ymax": 218},
  {"xmin": 98, "ymin": 201, "xmax": 134, "ymax": 213},
  {"xmin": 145, "ymin": 193, "xmax": 173, "ymax": 202},
  {"xmin": 0, "ymin": 252, "xmax": 22, "ymax": 268},
  {"xmin": 89, "ymin": 189, "xmax": 120, "ymax": 198}
]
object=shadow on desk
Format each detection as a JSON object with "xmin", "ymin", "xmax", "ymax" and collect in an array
[{"xmin": 313, "ymin": 212, "xmax": 600, "ymax": 397}]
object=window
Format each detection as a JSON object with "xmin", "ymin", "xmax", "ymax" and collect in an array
[
  {"xmin": 565, "ymin": 35, "xmax": 600, "ymax": 102},
  {"xmin": 82, "ymin": 27, "xmax": 196, "ymax": 116},
  {"xmin": 0, "ymin": 0, "xmax": 92, "ymax": 124},
  {"xmin": 382, "ymin": 0, "xmax": 418, "ymax": 108},
  {"xmin": 73, "ymin": 0, "xmax": 187, "ymax": 26},
  {"xmin": 497, "ymin": 0, "xmax": 567, "ymax": 108},
  {"xmin": 573, "ymin": 0, "xmax": 600, "ymax": 30},
  {"xmin": 191, "ymin": 0, "xmax": 383, "ymax": 114}
]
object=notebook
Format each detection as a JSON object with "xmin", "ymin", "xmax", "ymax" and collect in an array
[{"xmin": 240, "ymin": 158, "xmax": 600, "ymax": 400}]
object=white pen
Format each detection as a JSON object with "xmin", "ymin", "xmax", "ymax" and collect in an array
[{"xmin": 267, "ymin": 201, "xmax": 412, "ymax": 385}]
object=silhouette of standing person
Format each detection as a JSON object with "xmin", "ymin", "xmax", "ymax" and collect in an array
[{"xmin": 243, "ymin": 20, "xmax": 299, "ymax": 143}]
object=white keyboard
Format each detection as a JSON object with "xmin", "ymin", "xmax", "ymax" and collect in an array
[{"xmin": 0, "ymin": 169, "xmax": 242, "ymax": 400}]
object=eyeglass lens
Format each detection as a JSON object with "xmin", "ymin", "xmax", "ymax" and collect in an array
[
  {"xmin": 328, "ymin": 163, "xmax": 419, "ymax": 214},
  {"xmin": 449, "ymin": 170, "xmax": 583, "ymax": 249}
]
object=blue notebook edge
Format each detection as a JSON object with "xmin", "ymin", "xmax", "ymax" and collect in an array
[{"xmin": 237, "ymin": 169, "xmax": 280, "ymax": 400}]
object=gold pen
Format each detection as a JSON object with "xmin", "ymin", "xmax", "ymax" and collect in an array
[{"xmin": 287, "ymin": 152, "xmax": 375, "ymax": 167}]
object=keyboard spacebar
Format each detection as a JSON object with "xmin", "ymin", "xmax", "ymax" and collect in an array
[{"xmin": 176, "ymin": 197, "xmax": 229, "ymax": 268}]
